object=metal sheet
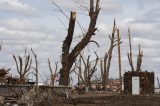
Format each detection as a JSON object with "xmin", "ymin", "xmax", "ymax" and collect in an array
[{"xmin": 132, "ymin": 76, "xmax": 140, "ymax": 95}]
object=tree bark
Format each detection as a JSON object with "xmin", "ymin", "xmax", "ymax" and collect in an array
[
  {"xmin": 101, "ymin": 20, "xmax": 118, "ymax": 90},
  {"xmin": 117, "ymin": 29, "xmax": 122, "ymax": 93},
  {"xmin": 31, "ymin": 48, "xmax": 38, "ymax": 94},
  {"xmin": 13, "ymin": 50, "xmax": 32, "ymax": 84},
  {"xmin": 136, "ymin": 44, "xmax": 143, "ymax": 72},
  {"xmin": 59, "ymin": 12, "xmax": 76, "ymax": 85},
  {"xmin": 127, "ymin": 28, "xmax": 134, "ymax": 71},
  {"xmin": 59, "ymin": 0, "xmax": 100, "ymax": 86}
]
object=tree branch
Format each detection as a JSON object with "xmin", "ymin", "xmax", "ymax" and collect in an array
[{"xmin": 13, "ymin": 55, "xmax": 20, "ymax": 74}]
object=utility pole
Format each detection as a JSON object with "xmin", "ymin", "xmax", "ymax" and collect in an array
[
  {"xmin": 157, "ymin": 77, "xmax": 160, "ymax": 88},
  {"xmin": 117, "ymin": 29, "xmax": 122, "ymax": 93},
  {"xmin": 78, "ymin": 76, "xmax": 80, "ymax": 86}
]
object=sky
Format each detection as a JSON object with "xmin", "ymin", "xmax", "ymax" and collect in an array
[{"xmin": 0, "ymin": 0, "xmax": 160, "ymax": 86}]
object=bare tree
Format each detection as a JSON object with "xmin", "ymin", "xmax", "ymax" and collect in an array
[
  {"xmin": 74, "ymin": 52, "xmax": 99, "ymax": 90},
  {"xmin": 48, "ymin": 59, "xmax": 59, "ymax": 86},
  {"xmin": 100, "ymin": 20, "xmax": 122, "ymax": 90},
  {"xmin": 127, "ymin": 28, "xmax": 134, "ymax": 71},
  {"xmin": 59, "ymin": 0, "xmax": 101, "ymax": 85},
  {"xmin": 31, "ymin": 48, "xmax": 39, "ymax": 93},
  {"xmin": 117, "ymin": 29, "xmax": 122, "ymax": 93},
  {"xmin": 136, "ymin": 44, "xmax": 143, "ymax": 72},
  {"xmin": 127, "ymin": 29, "xmax": 143, "ymax": 72},
  {"xmin": 13, "ymin": 49, "xmax": 32, "ymax": 84}
]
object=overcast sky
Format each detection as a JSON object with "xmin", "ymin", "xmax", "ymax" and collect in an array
[{"xmin": 0, "ymin": 0, "xmax": 160, "ymax": 85}]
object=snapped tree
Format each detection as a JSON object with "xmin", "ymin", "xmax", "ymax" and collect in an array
[
  {"xmin": 136, "ymin": 44, "xmax": 143, "ymax": 72},
  {"xmin": 13, "ymin": 49, "xmax": 32, "ymax": 84},
  {"xmin": 127, "ymin": 29, "xmax": 143, "ymax": 72},
  {"xmin": 127, "ymin": 29, "xmax": 134, "ymax": 71},
  {"xmin": 59, "ymin": 0, "xmax": 101, "ymax": 85},
  {"xmin": 100, "ymin": 20, "xmax": 122, "ymax": 90},
  {"xmin": 31, "ymin": 48, "xmax": 39, "ymax": 93},
  {"xmin": 74, "ymin": 52, "xmax": 99, "ymax": 90},
  {"xmin": 48, "ymin": 59, "xmax": 59, "ymax": 86}
]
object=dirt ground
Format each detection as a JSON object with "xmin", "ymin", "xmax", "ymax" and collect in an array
[
  {"xmin": 2, "ymin": 93, "xmax": 160, "ymax": 106},
  {"xmin": 57, "ymin": 94, "xmax": 160, "ymax": 106}
]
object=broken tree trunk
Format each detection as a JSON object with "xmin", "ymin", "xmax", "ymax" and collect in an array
[
  {"xmin": 73, "ymin": 52, "xmax": 99, "ymax": 90},
  {"xmin": 127, "ymin": 28, "xmax": 134, "ymax": 71},
  {"xmin": 48, "ymin": 59, "xmax": 58, "ymax": 86},
  {"xmin": 13, "ymin": 49, "xmax": 32, "ymax": 84},
  {"xmin": 48, "ymin": 59, "xmax": 54, "ymax": 86},
  {"xmin": 101, "ymin": 20, "xmax": 121, "ymax": 90},
  {"xmin": 59, "ymin": 11, "xmax": 76, "ymax": 86},
  {"xmin": 117, "ymin": 29, "xmax": 122, "ymax": 93},
  {"xmin": 136, "ymin": 44, "xmax": 143, "ymax": 72},
  {"xmin": 59, "ymin": 0, "xmax": 100, "ymax": 86},
  {"xmin": 31, "ymin": 48, "xmax": 39, "ymax": 94},
  {"xmin": 157, "ymin": 77, "xmax": 160, "ymax": 88}
]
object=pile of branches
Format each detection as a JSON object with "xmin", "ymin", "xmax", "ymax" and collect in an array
[
  {"xmin": 6, "ymin": 76, "xmax": 22, "ymax": 85},
  {"xmin": 0, "ymin": 68, "xmax": 10, "ymax": 78}
]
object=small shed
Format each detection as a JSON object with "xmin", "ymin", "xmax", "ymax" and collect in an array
[{"xmin": 124, "ymin": 71, "xmax": 154, "ymax": 95}]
